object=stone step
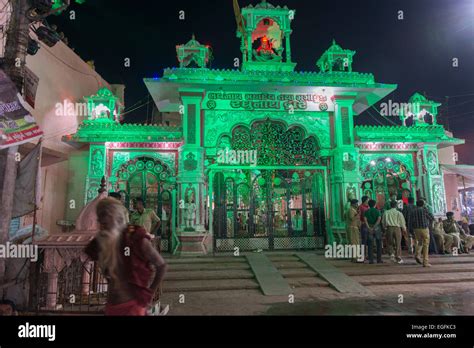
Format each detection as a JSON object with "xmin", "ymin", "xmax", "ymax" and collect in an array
[
  {"xmin": 272, "ymin": 261, "xmax": 309, "ymax": 269},
  {"xmin": 354, "ymin": 271, "xmax": 474, "ymax": 286},
  {"xmin": 341, "ymin": 263, "xmax": 474, "ymax": 276},
  {"xmin": 163, "ymin": 279, "xmax": 260, "ymax": 293},
  {"xmin": 280, "ymin": 268, "xmax": 318, "ymax": 278},
  {"xmin": 168, "ymin": 262, "xmax": 251, "ymax": 272},
  {"xmin": 266, "ymin": 255, "xmax": 301, "ymax": 262},
  {"xmin": 330, "ymin": 255, "xmax": 474, "ymax": 268},
  {"xmin": 164, "ymin": 256, "xmax": 247, "ymax": 264},
  {"xmin": 287, "ymin": 277, "xmax": 329, "ymax": 288},
  {"xmin": 165, "ymin": 269, "xmax": 254, "ymax": 281}
]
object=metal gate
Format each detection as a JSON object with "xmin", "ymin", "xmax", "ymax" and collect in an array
[{"xmin": 212, "ymin": 168, "xmax": 326, "ymax": 252}]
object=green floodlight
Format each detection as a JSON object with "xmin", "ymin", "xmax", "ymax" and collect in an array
[
  {"xmin": 27, "ymin": 0, "xmax": 85, "ymax": 21},
  {"xmin": 52, "ymin": 0, "xmax": 86, "ymax": 15}
]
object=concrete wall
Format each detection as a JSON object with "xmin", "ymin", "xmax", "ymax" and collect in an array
[
  {"xmin": 23, "ymin": 31, "xmax": 111, "ymax": 234},
  {"xmin": 65, "ymin": 149, "xmax": 89, "ymax": 222},
  {"xmin": 24, "ymin": 26, "xmax": 110, "ymax": 155},
  {"xmin": 2, "ymin": 11, "xmax": 114, "ymax": 234},
  {"xmin": 37, "ymin": 160, "xmax": 69, "ymax": 233}
]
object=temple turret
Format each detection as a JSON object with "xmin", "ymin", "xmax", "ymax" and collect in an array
[
  {"xmin": 176, "ymin": 34, "xmax": 211, "ymax": 68},
  {"xmin": 317, "ymin": 39, "xmax": 356, "ymax": 73},
  {"xmin": 84, "ymin": 87, "xmax": 121, "ymax": 123},
  {"xmin": 235, "ymin": 0, "xmax": 296, "ymax": 72},
  {"xmin": 400, "ymin": 92, "xmax": 441, "ymax": 126}
]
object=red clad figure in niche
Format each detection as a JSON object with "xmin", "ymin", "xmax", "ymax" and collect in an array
[{"xmin": 254, "ymin": 36, "xmax": 282, "ymax": 62}]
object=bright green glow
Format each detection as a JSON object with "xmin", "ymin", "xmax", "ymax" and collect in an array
[
  {"xmin": 65, "ymin": 122, "xmax": 182, "ymax": 143},
  {"xmin": 52, "ymin": 0, "xmax": 85, "ymax": 13},
  {"xmin": 355, "ymin": 125, "xmax": 463, "ymax": 145},
  {"xmin": 317, "ymin": 39, "xmax": 356, "ymax": 73},
  {"xmin": 84, "ymin": 87, "xmax": 120, "ymax": 121},
  {"xmin": 69, "ymin": 1, "xmax": 466, "ymax": 250},
  {"xmin": 176, "ymin": 35, "xmax": 210, "ymax": 68},
  {"xmin": 159, "ymin": 67, "xmax": 377, "ymax": 86}
]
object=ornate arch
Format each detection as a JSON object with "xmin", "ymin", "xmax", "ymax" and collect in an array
[
  {"xmin": 218, "ymin": 118, "xmax": 321, "ymax": 166},
  {"xmin": 360, "ymin": 155, "xmax": 414, "ymax": 205},
  {"xmin": 114, "ymin": 156, "xmax": 174, "ymax": 183}
]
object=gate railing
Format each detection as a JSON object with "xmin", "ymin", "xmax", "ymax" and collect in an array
[
  {"xmin": 29, "ymin": 231, "xmax": 169, "ymax": 314},
  {"xmin": 29, "ymin": 245, "xmax": 107, "ymax": 314}
]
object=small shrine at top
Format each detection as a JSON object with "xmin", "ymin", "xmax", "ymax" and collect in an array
[
  {"xmin": 317, "ymin": 39, "xmax": 356, "ymax": 73},
  {"xmin": 175, "ymin": 0, "xmax": 360, "ymax": 74},
  {"xmin": 84, "ymin": 87, "xmax": 122, "ymax": 123},
  {"xmin": 176, "ymin": 34, "xmax": 211, "ymax": 69},
  {"xmin": 236, "ymin": 0, "xmax": 296, "ymax": 72}
]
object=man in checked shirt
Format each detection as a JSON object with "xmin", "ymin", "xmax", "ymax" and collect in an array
[{"xmin": 408, "ymin": 200, "xmax": 434, "ymax": 267}]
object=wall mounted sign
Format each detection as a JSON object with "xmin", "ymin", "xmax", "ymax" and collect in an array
[
  {"xmin": 0, "ymin": 70, "xmax": 43, "ymax": 149},
  {"xmin": 204, "ymin": 91, "xmax": 334, "ymax": 112},
  {"xmin": 106, "ymin": 142, "xmax": 183, "ymax": 149}
]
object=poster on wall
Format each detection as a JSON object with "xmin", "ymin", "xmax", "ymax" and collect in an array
[
  {"xmin": 23, "ymin": 66, "xmax": 39, "ymax": 108},
  {"xmin": 203, "ymin": 91, "xmax": 335, "ymax": 112},
  {"xmin": 0, "ymin": 69, "xmax": 43, "ymax": 149}
]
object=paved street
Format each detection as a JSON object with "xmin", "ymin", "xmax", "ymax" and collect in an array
[{"xmin": 160, "ymin": 251, "xmax": 474, "ymax": 316}]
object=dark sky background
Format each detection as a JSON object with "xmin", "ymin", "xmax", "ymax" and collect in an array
[{"xmin": 49, "ymin": 0, "xmax": 474, "ymax": 163}]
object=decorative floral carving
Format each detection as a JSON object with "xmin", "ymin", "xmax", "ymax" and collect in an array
[
  {"xmin": 228, "ymin": 118, "xmax": 320, "ymax": 166},
  {"xmin": 427, "ymin": 151, "xmax": 439, "ymax": 175},
  {"xmin": 432, "ymin": 183, "xmax": 445, "ymax": 214},
  {"xmin": 205, "ymin": 110, "xmax": 329, "ymax": 149},
  {"xmin": 90, "ymin": 148, "xmax": 104, "ymax": 177}
]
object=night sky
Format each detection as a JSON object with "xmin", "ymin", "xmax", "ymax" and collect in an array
[{"xmin": 48, "ymin": 0, "xmax": 474, "ymax": 163}]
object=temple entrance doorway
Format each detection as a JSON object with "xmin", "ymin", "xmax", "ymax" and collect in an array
[
  {"xmin": 360, "ymin": 157, "xmax": 413, "ymax": 210},
  {"xmin": 113, "ymin": 156, "xmax": 176, "ymax": 252},
  {"xmin": 211, "ymin": 167, "xmax": 327, "ymax": 252}
]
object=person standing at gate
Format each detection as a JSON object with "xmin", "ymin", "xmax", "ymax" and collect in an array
[
  {"xmin": 402, "ymin": 197, "xmax": 416, "ymax": 254},
  {"xmin": 346, "ymin": 199, "xmax": 361, "ymax": 262},
  {"xmin": 358, "ymin": 196, "xmax": 370, "ymax": 259},
  {"xmin": 364, "ymin": 199, "xmax": 383, "ymax": 264},
  {"xmin": 408, "ymin": 200, "xmax": 434, "ymax": 267},
  {"xmin": 382, "ymin": 200, "xmax": 406, "ymax": 264},
  {"xmin": 130, "ymin": 198, "xmax": 161, "ymax": 252}
]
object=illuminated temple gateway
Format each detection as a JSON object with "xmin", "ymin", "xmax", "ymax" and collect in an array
[{"xmin": 64, "ymin": 0, "xmax": 463, "ymax": 254}]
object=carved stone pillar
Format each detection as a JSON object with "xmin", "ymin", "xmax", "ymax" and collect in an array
[
  {"xmin": 176, "ymin": 88, "xmax": 210, "ymax": 255},
  {"xmin": 329, "ymin": 93, "xmax": 358, "ymax": 241}
]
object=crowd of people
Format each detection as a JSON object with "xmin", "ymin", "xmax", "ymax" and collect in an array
[
  {"xmin": 346, "ymin": 196, "xmax": 474, "ymax": 267},
  {"xmin": 84, "ymin": 193, "xmax": 168, "ymax": 316}
]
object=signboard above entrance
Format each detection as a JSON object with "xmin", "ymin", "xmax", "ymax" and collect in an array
[{"xmin": 204, "ymin": 91, "xmax": 334, "ymax": 112}]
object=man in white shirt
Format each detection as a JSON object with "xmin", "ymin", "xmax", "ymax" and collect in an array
[{"xmin": 382, "ymin": 200, "xmax": 407, "ymax": 264}]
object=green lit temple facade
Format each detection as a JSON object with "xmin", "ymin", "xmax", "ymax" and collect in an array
[{"xmin": 64, "ymin": 1, "xmax": 463, "ymax": 254}]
